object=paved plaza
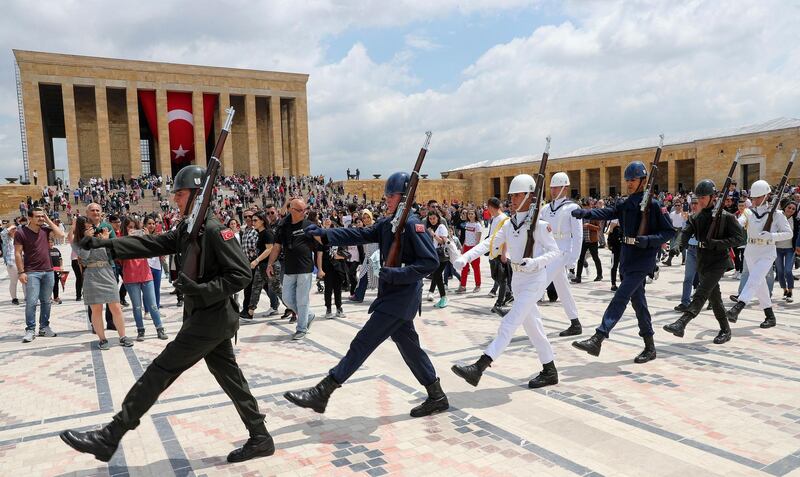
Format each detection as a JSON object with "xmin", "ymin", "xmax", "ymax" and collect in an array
[{"xmin": 1, "ymin": 247, "xmax": 799, "ymax": 476}]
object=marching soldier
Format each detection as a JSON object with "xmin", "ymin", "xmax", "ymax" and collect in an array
[
  {"xmin": 450, "ymin": 174, "xmax": 561, "ymax": 389},
  {"xmin": 60, "ymin": 166, "xmax": 274, "ymax": 463},
  {"xmin": 663, "ymin": 180, "xmax": 745, "ymax": 344},
  {"xmin": 726, "ymin": 179, "xmax": 792, "ymax": 328},
  {"xmin": 540, "ymin": 171, "xmax": 584, "ymax": 336},
  {"xmin": 571, "ymin": 161, "xmax": 675, "ymax": 363},
  {"xmin": 283, "ymin": 172, "xmax": 449, "ymax": 418}
]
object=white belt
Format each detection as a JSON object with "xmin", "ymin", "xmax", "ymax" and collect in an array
[
  {"xmin": 510, "ymin": 262, "xmax": 525, "ymax": 273},
  {"xmin": 622, "ymin": 236, "xmax": 638, "ymax": 245},
  {"xmin": 748, "ymin": 238, "xmax": 774, "ymax": 245},
  {"xmin": 552, "ymin": 232, "xmax": 571, "ymax": 239}
]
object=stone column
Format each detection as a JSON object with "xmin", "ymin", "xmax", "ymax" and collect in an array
[
  {"xmin": 292, "ymin": 96, "xmax": 310, "ymax": 175},
  {"xmin": 21, "ymin": 80, "xmax": 46, "ymax": 183},
  {"xmin": 95, "ymin": 83, "xmax": 113, "ymax": 179},
  {"xmin": 126, "ymin": 86, "xmax": 142, "ymax": 177},
  {"xmin": 245, "ymin": 94, "xmax": 259, "ymax": 176},
  {"xmin": 580, "ymin": 169, "xmax": 588, "ymax": 197},
  {"xmin": 599, "ymin": 165, "xmax": 608, "ymax": 197},
  {"xmin": 192, "ymin": 90, "xmax": 206, "ymax": 165},
  {"xmin": 155, "ymin": 89, "xmax": 172, "ymax": 178},
  {"xmin": 61, "ymin": 83, "xmax": 81, "ymax": 188},
  {"xmin": 218, "ymin": 91, "xmax": 234, "ymax": 174},
  {"xmin": 269, "ymin": 96, "xmax": 284, "ymax": 175},
  {"xmin": 499, "ymin": 176, "xmax": 508, "ymax": 197},
  {"xmin": 667, "ymin": 156, "xmax": 676, "ymax": 193}
]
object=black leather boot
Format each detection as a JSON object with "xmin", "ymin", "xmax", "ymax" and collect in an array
[
  {"xmin": 528, "ymin": 361, "xmax": 558, "ymax": 389},
  {"xmin": 410, "ymin": 378, "xmax": 449, "ymax": 417},
  {"xmin": 714, "ymin": 317, "xmax": 731, "ymax": 344},
  {"xmin": 451, "ymin": 354, "xmax": 492, "ymax": 387},
  {"xmin": 634, "ymin": 335, "xmax": 657, "ymax": 363},
  {"xmin": 559, "ymin": 319, "xmax": 583, "ymax": 337},
  {"xmin": 726, "ymin": 301, "xmax": 745, "ymax": 323},
  {"xmin": 284, "ymin": 375, "xmax": 341, "ymax": 413},
  {"xmin": 663, "ymin": 313, "xmax": 694, "ymax": 338},
  {"xmin": 760, "ymin": 307, "xmax": 777, "ymax": 328},
  {"xmin": 572, "ymin": 332, "xmax": 604, "ymax": 357},
  {"xmin": 227, "ymin": 433, "xmax": 275, "ymax": 463},
  {"xmin": 59, "ymin": 422, "xmax": 125, "ymax": 462}
]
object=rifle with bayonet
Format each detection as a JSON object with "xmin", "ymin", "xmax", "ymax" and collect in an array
[
  {"xmin": 181, "ymin": 107, "xmax": 235, "ymax": 280},
  {"xmin": 707, "ymin": 149, "xmax": 741, "ymax": 240},
  {"xmin": 637, "ymin": 134, "xmax": 664, "ymax": 236},
  {"xmin": 763, "ymin": 148, "xmax": 798, "ymax": 232},
  {"xmin": 385, "ymin": 131, "xmax": 432, "ymax": 267},
  {"xmin": 522, "ymin": 136, "xmax": 551, "ymax": 258}
]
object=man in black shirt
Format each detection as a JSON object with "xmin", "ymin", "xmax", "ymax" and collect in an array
[{"xmin": 267, "ymin": 198, "xmax": 323, "ymax": 340}]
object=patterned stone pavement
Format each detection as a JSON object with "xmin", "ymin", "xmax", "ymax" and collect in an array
[{"xmin": 1, "ymin": 245, "xmax": 799, "ymax": 476}]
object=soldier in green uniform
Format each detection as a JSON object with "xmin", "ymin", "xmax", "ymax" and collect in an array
[
  {"xmin": 60, "ymin": 166, "xmax": 274, "ymax": 464},
  {"xmin": 663, "ymin": 179, "xmax": 746, "ymax": 344}
]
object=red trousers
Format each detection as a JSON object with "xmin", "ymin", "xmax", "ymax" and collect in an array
[{"xmin": 460, "ymin": 244, "xmax": 481, "ymax": 287}]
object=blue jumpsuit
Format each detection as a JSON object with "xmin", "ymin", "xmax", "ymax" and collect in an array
[
  {"xmin": 581, "ymin": 193, "xmax": 674, "ymax": 338},
  {"xmin": 321, "ymin": 215, "xmax": 440, "ymax": 386}
]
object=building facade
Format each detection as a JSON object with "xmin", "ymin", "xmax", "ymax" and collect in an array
[
  {"xmin": 443, "ymin": 118, "xmax": 800, "ymax": 205},
  {"xmin": 14, "ymin": 50, "xmax": 310, "ymax": 186}
]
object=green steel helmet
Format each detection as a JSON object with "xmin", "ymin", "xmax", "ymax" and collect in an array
[
  {"xmin": 694, "ymin": 179, "xmax": 716, "ymax": 197},
  {"xmin": 173, "ymin": 165, "xmax": 205, "ymax": 192}
]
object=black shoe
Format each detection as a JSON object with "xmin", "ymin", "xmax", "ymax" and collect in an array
[
  {"xmin": 120, "ymin": 299, "xmax": 129, "ymax": 307},
  {"xmin": 451, "ymin": 354, "xmax": 492, "ymax": 387},
  {"xmin": 726, "ymin": 301, "xmax": 745, "ymax": 323},
  {"xmin": 11, "ymin": 298, "xmax": 19, "ymax": 305},
  {"xmin": 729, "ymin": 294, "xmax": 739, "ymax": 303},
  {"xmin": 611, "ymin": 285, "xmax": 618, "ymax": 291},
  {"xmin": 634, "ymin": 335, "xmax": 657, "ymax": 364},
  {"xmin": 663, "ymin": 313, "xmax": 694, "ymax": 338},
  {"xmin": 289, "ymin": 314, "xmax": 297, "ymax": 323},
  {"xmin": 713, "ymin": 328, "xmax": 732, "ymax": 344},
  {"xmin": 528, "ymin": 361, "xmax": 558, "ymax": 389},
  {"xmin": 559, "ymin": 319, "xmax": 582, "ymax": 337},
  {"xmin": 572, "ymin": 332, "xmax": 604, "ymax": 357},
  {"xmin": 570, "ymin": 278, "xmax": 582, "ymax": 284},
  {"xmin": 410, "ymin": 378, "xmax": 449, "ymax": 417},
  {"xmin": 593, "ymin": 276, "xmax": 603, "ymax": 282},
  {"xmin": 227, "ymin": 434, "xmax": 275, "ymax": 463},
  {"xmin": 280, "ymin": 309, "xmax": 292, "ymax": 319},
  {"xmin": 491, "ymin": 305, "xmax": 508, "ymax": 317},
  {"xmin": 284, "ymin": 375, "xmax": 340, "ymax": 413},
  {"xmin": 760, "ymin": 307, "xmax": 777, "ymax": 328},
  {"xmin": 674, "ymin": 303, "xmax": 689, "ymax": 313},
  {"xmin": 176, "ymin": 298, "xmax": 183, "ymax": 307},
  {"xmin": 59, "ymin": 424, "xmax": 122, "ymax": 462},
  {"xmin": 664, "ymin": 260, "xmax": 673, "ymax": 267}
]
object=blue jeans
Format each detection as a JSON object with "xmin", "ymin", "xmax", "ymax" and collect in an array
[
  {"xmin": 353, "ymin": 274, "xmax": 368, "ymax": 302},
  {"xmin": 738, "ymin": 258, "xmax": 775, "ymax": 296},
  {"xmin": 25, "ymin": 271, "xmax": 54, "ymax": 331},
  {"xmin": 125, "ymin": 281, "xmax": 163, "ymax": 330},
  {"xmin": 283, "ymin": 273, "xmax": 313, "ymax": 332},
  {"xmin": 681, "ymin": 246, "xmax": 699, "ymax": 306},
  {"xmin": 775, "ymin": 248, "xmax": 795, "ymax": 290},
  {"xmin": 150, "ymin": 267, "xmax": 162, "ymax": 308}
]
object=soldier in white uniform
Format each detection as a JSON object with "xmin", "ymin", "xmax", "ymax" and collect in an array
[
  {"xmin": 726, "ymin": 179, "xmax": 792, "ymax": 328},
  {"xmin": 540, "ymin": 172, "xmax": 584, "ymax": 336},
  {"xmin": 450, "ymin": 174, "xmax": 561, "ymax": 389}
]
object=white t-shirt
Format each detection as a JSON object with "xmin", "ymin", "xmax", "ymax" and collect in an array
[
  {"xmin": 463, "ymin": 222, "xmax": 482, "ymax": 247},
  {"xmin": 147, "ymin": 256, "xmax": 162, "ymax": 270}
]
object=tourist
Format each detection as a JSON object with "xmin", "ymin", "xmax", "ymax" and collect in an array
[{"xmin": 120, "ymin": 217, "xmax": 167, "ymax": 341}]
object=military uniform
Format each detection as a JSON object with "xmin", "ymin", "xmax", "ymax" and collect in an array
[
  {"xmin": 572, "ymin": 192, "xmax": 675, "ymax": 361},
  {"xmin": 540, "ymin": 197, "xmax": 583, "ymax": 335},
  {"xmin": 664, "ymin": 205, "xmax": 745, "ymax": 343}
]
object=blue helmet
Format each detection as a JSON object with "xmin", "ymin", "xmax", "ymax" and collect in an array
[
  {"xmin": 624, "ymin": 161, "xmax": 648, "ymax": 181},
  {"xmin": 384, "ymin": 172, "xmax": 409, "ymax": 195}
]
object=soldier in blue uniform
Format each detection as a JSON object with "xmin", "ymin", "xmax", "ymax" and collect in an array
[
  {"xmin": 571, "ymin": 161, "xmax": 674, "ymax": 363},
  {"xmin": 283, "ymin": 172, "xmax": 449, "ymax": 417}
]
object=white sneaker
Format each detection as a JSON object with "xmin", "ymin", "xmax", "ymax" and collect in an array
[
  {"xmin": 472, "ymin": 286, "xmax": 481, "ymax": 293},
  {"xmin": 426, "ymin": 292, "xmax": 434, "ymax": 302},
  {"xmin": 646, "ymin": 276, "xmax": 653, "ymax": 284},
  {"xmin": 22, "ymin": 330, "xmax": 35, "ymax": 343},
  {"xmin": 38, "ymin": 326, "xmax": 57, "ymax": 338},
  {"xmin": 336, "ymin": 309, "xmax": 346, "ymax": 318}
]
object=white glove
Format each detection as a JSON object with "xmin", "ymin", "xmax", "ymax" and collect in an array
[
  {"xmin": 758, "ymin": 231, "xmax": 772, "ymax": 239},
  {"xmin": 452, "ymin": 256, "xmax": 468, "ymax": 270},
  {"xmin": 519, "ymin": 257, "xmax": 541, "ymax": 273}
]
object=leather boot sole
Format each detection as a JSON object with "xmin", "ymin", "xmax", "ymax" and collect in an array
[
  {"xmin": 283, "ymin": 391, "xmax": 326, "ymax": 414},
  {"xmin": 59, "ymin": 431, "xmax": 114, "ymax": 462},
  {"xmin": 760, "ymin": 320, "xmax": 776, "ymax": 329},
  {"xmin": 572, "ymin": 341, "xmax": 601, "ymax": 357},
  {"xmin": 663, "ymin": 324, "xmax": 685, "ymax": 338},
  {"xmin": 451, "ymin": 365, "xmax": 481, "ymax": 387},
  {"xmin": 227, "ymin": 441, "xmax": 276, "ymax": 463},
  {"xmin": 528, "ymin": 375, "xmax": 558, "ymax": 389}
]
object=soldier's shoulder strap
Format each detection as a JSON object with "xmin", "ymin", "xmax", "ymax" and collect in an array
[{"xmin": 488, "ymin": 216, "xmax": 510, "ymax": 259}]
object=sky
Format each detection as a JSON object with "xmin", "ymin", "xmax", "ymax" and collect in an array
[{"xmin": 0, "ymin": 0, "xmax": 798, "ymax": 181}]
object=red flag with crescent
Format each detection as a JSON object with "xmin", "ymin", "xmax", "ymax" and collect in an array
[{"xmin": 166, "ymin": 92, "xmax": 194, "ymax": 166}]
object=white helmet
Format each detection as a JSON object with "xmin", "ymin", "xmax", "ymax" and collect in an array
[
  {"xmin": 508, "ymin": 174, "xmax": 536, "ymax": 194},
  {"xmin": 550, "ymin": 172, "xmax": 570, "ymax": 188},
  {"xmin": 750, "ymin": 180, "xmax": 771, "ymax": 198}
]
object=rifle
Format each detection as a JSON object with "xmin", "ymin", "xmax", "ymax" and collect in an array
[
  {"xmin": 763, "ymin": 148, "xmax": 797, "ymax": 232},
  {"xmin": 706, "ymin": 149, "xmax": 741, "ymax": 240},
  {"xmin": 181, "ymin": 107, "xmax": 235, "ymax": 280},
  {"xmin": 523, "ymin": 136, "xmax": 551, "ymax": 258},
  {"xmin": 637, "ymin": 134, "xmax": 664, "ymax": 236},
  {"xmin": 385, "ymin": 131, "xmax": 432, "ymax": 267}
]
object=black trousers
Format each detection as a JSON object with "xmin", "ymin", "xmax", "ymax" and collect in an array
[
  {"xmin": 71, "ymin": 259, "xmax": 83, "ymax": 300},
  {"xmin": 429, "ymin": 261, "xmax": 447, "ymax": 297},
  {"xmin": 324, "ymin": 269, "xmax": 344, "ymax": 310},
  {"xmin": 241, "ymin": 268, "xmax": 255, "ymax": 313},
  {"xmin": 610, "ymin": 249, "xmax": 620, "ymax": 286},
  {"xmin": 346, "ymin": 262, "xmax": 359, "ymax": 294},
  {"xmin": 112, "ymin": 330, "xmax": 266, "ymax": 436},
  {"xmin": 576, "ymin": 242, "xmax": 602, "ymax": 279},
  {"xmin": 685, "ymin": 256, "xmax": 727, "ymax": 326},
  {"xmin": 489, "ymin": 257, "xmax": 511, "ymax": 307}
]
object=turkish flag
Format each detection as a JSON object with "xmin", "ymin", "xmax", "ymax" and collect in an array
[{"xmin": 166, "ymin": 92, "xmax": 195, "ymax": 166}]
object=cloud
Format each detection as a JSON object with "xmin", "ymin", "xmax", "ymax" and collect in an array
[{"xmin": 404, "ymin": 33, "xmax": 442, "ymax": 51}]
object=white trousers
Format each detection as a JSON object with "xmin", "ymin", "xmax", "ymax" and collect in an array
[
  {"xmin": 485, "ymin": 272, "xmax": 555, "ymax": 365},
  {"xmin": 6, "ymin": 264, "xmax": 19, "ymax": 300},
  {"xmin": 543, "ymin": 255, "xmax": 579, "ymax": 320},
  {"xmin": 739, "ymin": 249, "xmax": 775, "ymax": 310}
]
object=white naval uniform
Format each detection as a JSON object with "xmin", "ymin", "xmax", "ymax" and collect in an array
[
  {"xmin": 459, "ymin": 211, "xmax": 560, "ymax": 364},
  {"xmin": 541, "ymin": 198, "xmax": 582, "ymax": 320},
  {"xmin": 737, "ymin": 205, "xmax": 792, "ymax": 309}
]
